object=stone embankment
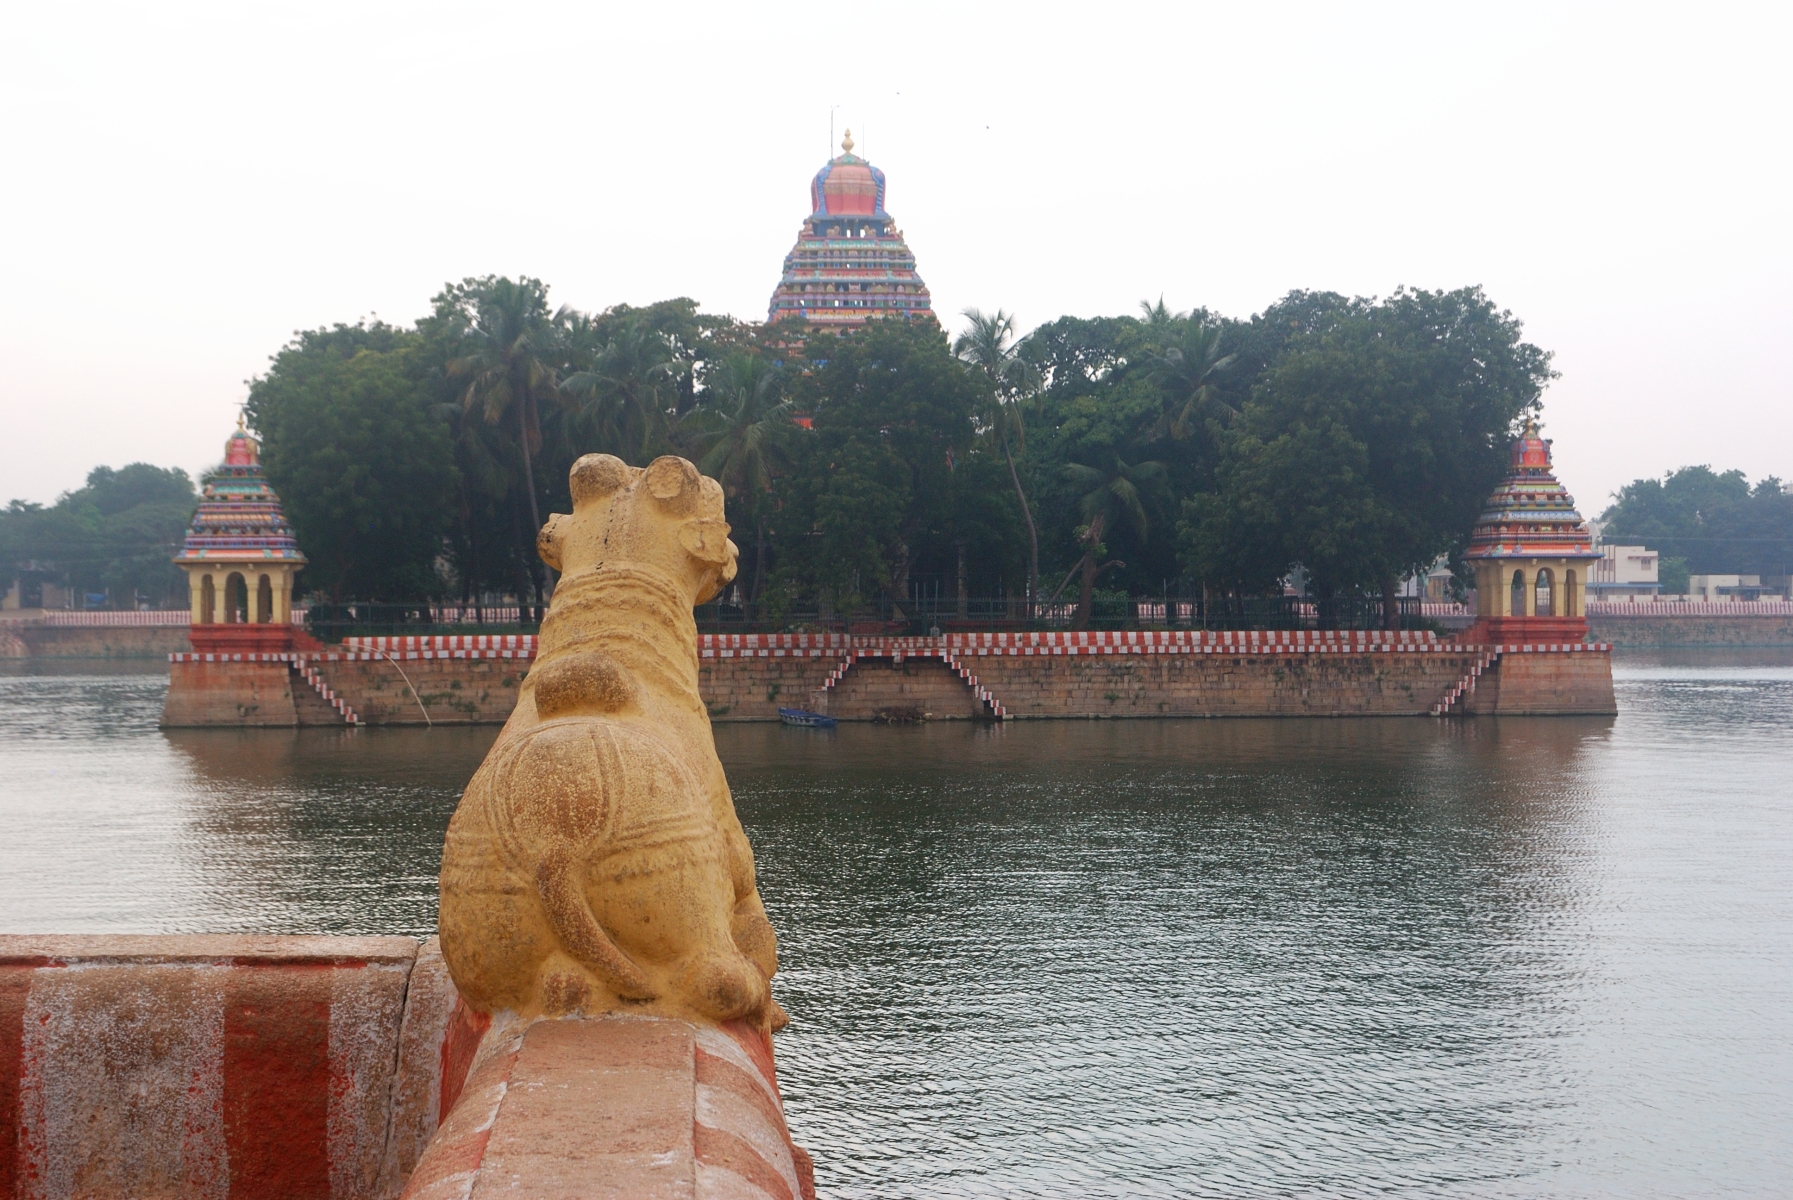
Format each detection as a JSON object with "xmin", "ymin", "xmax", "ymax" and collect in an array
[
  {"xmin": 163, "ymin": 630, "xmax": 1616, "ymax": 726},
  {"xmin": 1586, "ymin": 601, "xmax": 1793, "ymax": 647},
  {"xmin": 1, "ymin": 612, "xmax": 191, "ymax": 658},
  {"xmin": 0, "ymin": 934, "xmax": 811, "ymax": 1200}
]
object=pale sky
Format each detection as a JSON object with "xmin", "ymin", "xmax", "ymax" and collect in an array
[{"xmin": 3, "ymin": 2, "xmax": 1788, "ymax": 516}]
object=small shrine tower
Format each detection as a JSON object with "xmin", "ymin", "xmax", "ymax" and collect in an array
[
  {"xmin": 766, "ymin": 131, "xmax": 934, "ymax": 328},
  {"xmin": 1462, "ymin": 419, "xmax": 1601, "ymax": 644},
  {"xmin": 173, "ymin": 419, "xmax": 308, "ymax": 652}
]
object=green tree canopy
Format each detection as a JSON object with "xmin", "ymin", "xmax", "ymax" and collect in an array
[
  {"xmin": 1600, "ymin": 467, "xmax": 1793, "ymax": 578},
  {"xmin": 1183, "ymin": 287, "xmax": 1554, "ymax": 621},
  {"xmin": 246, "ymin": 322, "xmax": 457, "ymax": 600},
  {"xmin": 784, "ymin": 321, "xmax": 979, "ymax": 613},
  {"xmin": 0, "ymin": 464, "xmax": 196, "ymax": 606}
]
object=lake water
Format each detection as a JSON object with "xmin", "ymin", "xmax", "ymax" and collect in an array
[{"xmin": 2, "ymin": 654, "xmax": 1790, "ymax": 1197}]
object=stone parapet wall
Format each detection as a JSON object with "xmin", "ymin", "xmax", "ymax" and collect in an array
[
  {"xmin": 1587, "ymin": 612, "xmax": 1793, "ymax": 646},
  {"xmin": 0, "ymin": 935, "xmax": 475, "ymax": 1200}
]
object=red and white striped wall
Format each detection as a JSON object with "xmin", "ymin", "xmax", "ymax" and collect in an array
[{"xmin": 0, "ymin": 936, "xmax": 473, "ymax": 1200}]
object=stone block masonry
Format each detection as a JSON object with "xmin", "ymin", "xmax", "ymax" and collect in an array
[{"xmin": 163, "ymin": 630, "xmax": 1618, "ymax": 725}]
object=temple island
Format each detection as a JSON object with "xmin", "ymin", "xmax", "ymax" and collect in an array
[{"xmin": 160, "ymin": 419, "xmax": 1615, "ymax": 729}]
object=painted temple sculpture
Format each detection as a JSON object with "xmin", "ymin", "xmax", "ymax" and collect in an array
[
  {"xmin": 766, "ymin": 130, "xmax": 934, "ymax": 327},
  {"xmin": 1461, "ymin": 418, "xmax": 1602, "ymax": 645},
  {"xmin": 173, "ymin": 419, "xmax": 309, "ymax": 653}
]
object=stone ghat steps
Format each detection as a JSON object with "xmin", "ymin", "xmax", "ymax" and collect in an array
[{"xmin": 291, "ymin": 660, "xmax": 361, "ymax": 725}]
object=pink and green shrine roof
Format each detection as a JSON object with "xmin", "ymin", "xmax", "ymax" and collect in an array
[
  {"xmin": 1462, "ymin": 420, "xmax": 1599, "ymax": 563},
  {"xmin": 173, "ymin": 421, "xmax": 307, "ymax": 565},
  {"xmin": 767, "ymin": 130, "xmax": 934, "ymax": 328}
]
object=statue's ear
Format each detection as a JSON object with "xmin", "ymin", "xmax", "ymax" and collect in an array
[
  {"xmin": 678, "ymin": 518, "xmax": 732, "ymax": 565},
  {"xmin": 569, "ymin": 455, "xmax": 633, "ymax": 508},
  {"xmin": 537, "ymin": 514, "xmax": 568, "ymax": 571}
]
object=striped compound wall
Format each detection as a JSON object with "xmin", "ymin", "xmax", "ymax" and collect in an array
[
  {"xmin": 0, "ymin": 937, "xmax": 812, "ymax": 1200},
  {"xmin": 0, "ymin": 936, "xmax": 476, "ymax": 1200},
  {"xmin": 163, "ymin": 630, "xmax": 1616, "ymax": 725}
]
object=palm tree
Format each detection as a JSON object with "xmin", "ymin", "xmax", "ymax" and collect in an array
[
  {"xmin": 560, "ymin": 319, "xmax": 686, "ymax": 463},
  {"xmin": 1138, "ymin": 295, "xmax": 1183, "ymax": 328},
  {"xmin": 954, "ymin": 307, "xmax": 1042, "ymax": 617},
  {"xmin": 681, "ymin": 353, "xmax": 793, "ymax": 603},
  {"xmin": 1056, "ymin": 453, "xmax": 1165, "ymax": 630},
  {"xmin": 446, "ymin": 278, "xmax": 562, "ymax": 614},
  {"xmin": 1144, "ymin": 320, "xmax": 1237, "ymax": 440}
]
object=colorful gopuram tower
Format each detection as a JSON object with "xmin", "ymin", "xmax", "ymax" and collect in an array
[
  {"xmin": 1461, "ymin": 419, "xmax": 1601, "ymax": 644},
  {"xmin": 173, "ymin": 418, "xmax": 309, "ymax": 653},
  {"xmin": 766, "ymin": 131, "xmax": 934, "ymax": 328}
]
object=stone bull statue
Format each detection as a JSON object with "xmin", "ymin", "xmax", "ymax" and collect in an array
[{"xmin": 439, "ymin": 453, "xmax": 785, "ymax": 1030}]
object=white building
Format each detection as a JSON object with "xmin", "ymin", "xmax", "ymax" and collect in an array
[
  {"xmin": 1588, "ymin": 544, "xmax": 1658, "ymax": 602},
  {"xmin": 1685, "ymin": 574, "xmax": 1783, "ymax": 601}
]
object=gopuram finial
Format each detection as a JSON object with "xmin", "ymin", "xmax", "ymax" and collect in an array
[{"xmin": 841, "ymin": 128, "xmax": 854, "ymax": 155}]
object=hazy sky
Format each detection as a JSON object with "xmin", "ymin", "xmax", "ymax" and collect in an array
[{"xmin": 3, "ymin": 2, "xmax": 1787, "ymax": 515}]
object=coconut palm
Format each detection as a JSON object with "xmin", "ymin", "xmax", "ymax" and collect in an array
[
  {"xmin": 1138, "ymin": 295, "xmax": 1183, "ymax": 328},
  {"xmin": 446, "ymin": 278, "xmax": 563, "ymax": 611},
  {"xmin": 1057, "ymin": 453, "xmax": 1166, "ymax": 629},
  {"xmin": 682, "ymin": 354, "xmax": 793, "ymax": 602},
  {"xmin": 560, "ymin": 319, "xmax": 686, "ymax": 463},
  {"xmin": 1144, "ymin": 320, "xmax": 1237, "ymax": 440},
  {"xmin": 954, "ymin": 307, "xmax": 1042, "ymax": 617}
]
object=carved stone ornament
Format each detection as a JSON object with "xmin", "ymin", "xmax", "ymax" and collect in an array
[{"xmin": 439, "ymin": 454, "xmax": 786, "ymax": 1030}]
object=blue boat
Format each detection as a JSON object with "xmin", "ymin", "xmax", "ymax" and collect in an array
[{"xmin": 778, "ymin": 707, "xmax": 837, "ymax": 728}]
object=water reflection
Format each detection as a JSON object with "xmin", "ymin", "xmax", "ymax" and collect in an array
[{"xmin": 0, "ymin": 660, "xmax": 1789, "ymax": 1196}]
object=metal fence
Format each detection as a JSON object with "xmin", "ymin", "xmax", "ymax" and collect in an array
[{"xmin": 300, "ymin": 595, "xmax": 1455, "ymax": 643}]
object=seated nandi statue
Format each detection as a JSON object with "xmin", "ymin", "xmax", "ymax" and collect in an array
[{"xmin": 438, "ymin": 453, "xmax": 784, "ymax": 1029}]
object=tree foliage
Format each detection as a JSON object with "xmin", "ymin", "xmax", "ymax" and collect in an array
[
  {"xmin": 246, "ymin": 322, "xmax": 456, "ymax": 600},
  {"xmin": 1600, "ymin": 467, "xmax": 1793, "ymax": 579},
  {"xmin": 204, "ymin": 275, "xmax": 1580, "ymax": 628},
  {"xmin": 0, "ymin": 464, "xmax": 196, "ymax": 606}
]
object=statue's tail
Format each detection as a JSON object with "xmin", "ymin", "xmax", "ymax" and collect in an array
[{"xmin": 534, "ymin": 845, "xmax": 656, "ymax": 1000}]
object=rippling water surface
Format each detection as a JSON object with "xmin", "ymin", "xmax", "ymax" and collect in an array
[{"xmin": 2, "ymin": 653, "xmax": 1790, "ymax": 1197}]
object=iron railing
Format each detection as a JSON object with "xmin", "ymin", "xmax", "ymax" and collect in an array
[{"xmin": 302, "ymin": 595, "xmax": 1453, "ymax": 643}]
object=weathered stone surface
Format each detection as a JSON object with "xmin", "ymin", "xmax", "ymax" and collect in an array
[
  {"xmin": 397, "ymin": 1015, "xmax": 814, "ymax": 1200},
  {"xmin": 1588, "ymin": 612, "xmax": 1793, "ymax": 646},
  {"xmin": 1462, "ymin": 649, "xmax": 1617, "ymax": 715},
  {"xmin": 439, "ymin": 454, "xmax": 784, "ymax": 1030},
  {"xmin": 0, "ymin": 935, "xmax": 456, "ymax": 1199},
  {"xmin": 161, "ymin": 660, "xmax": 299, "ymax": 727},
  {"xmin": 3, "ymin": 624, "xmax": 191, "ymax": 659},
  {"xmin": 380, "ymin": 937, "xmax": 490, "ymax": 1198}
]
